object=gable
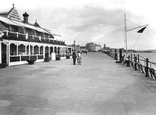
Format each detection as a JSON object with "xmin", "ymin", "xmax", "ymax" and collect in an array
[{"xmin": 7, "ymin": 7, "xmax": 21, "ymax": 21}]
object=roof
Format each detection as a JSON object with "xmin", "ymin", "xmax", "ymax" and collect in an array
[
  {"xmin": 0, "ymin": 21, "xmax": 8, "ymax": 31},
  {"xmin": 0, "ymin": 4, "xmax": 54, "ymax": 36},
  {"xmin": 0, "ymin": 16, "xmax": 21, "ymax": 27}
]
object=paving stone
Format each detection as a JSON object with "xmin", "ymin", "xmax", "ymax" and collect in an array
[
  {"xmin": 10, "ymin": 96, "xmax": 49, "ymax": 109},
  {"xmin": 13, "ymin": 108, "xmax": 56, "ymax": 115},
  {"xmin": 46, "ymin": 98, "xmax": 77, "ymax": 111},
  {"xmin": 0, "ymin": 53, "xmax": 156, "ymax": 114}
]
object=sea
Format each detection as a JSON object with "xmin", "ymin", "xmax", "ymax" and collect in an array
[{"xmin": 130, "ymin": 52, "xmax": 156, "ymax": 69}]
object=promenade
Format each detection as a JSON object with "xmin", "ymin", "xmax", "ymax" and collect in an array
[{"xmin": 0, "ymin": 52, "xmax": 156, "ymax": 115}]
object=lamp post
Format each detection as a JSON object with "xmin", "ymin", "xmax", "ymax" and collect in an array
[{"xmin": 73, "ymin": 40, "xmax": 76, "ymax": 51}]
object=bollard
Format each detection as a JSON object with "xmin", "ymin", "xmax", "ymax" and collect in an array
[{"xmin": 145, "ymin": 58, "xmax": 149, "ymax": 77}]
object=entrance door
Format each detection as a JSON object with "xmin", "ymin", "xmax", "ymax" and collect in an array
[{"xmin": 1, "ymin": 43, "xmax": 6, "ymax": 64}]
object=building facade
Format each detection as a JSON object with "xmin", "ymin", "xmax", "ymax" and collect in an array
[
  {"xmin": 86, "ymin": 42, "xmax": 101, "ymax": 52},
  {"xmin": 0, "ymin": 4, "xmax": 72, "ymax": 67}
]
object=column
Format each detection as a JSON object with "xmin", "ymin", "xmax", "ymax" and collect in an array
[
  {"xmin": 25, "ymin": 45, "xmax": 27, "ymax": 55},
  {"xmin": 16, "ymin": 44, "xmax": 19, "ymax": 55},
  {"xmin": 43, "ymin": 45, "xmax": 45, "ymax": 58},
  {"xmin": 49, "ymin": 46, "xmax": 50, "ymax": 58},
  {"xmin": 6, "ymin": 42, "xmax": 10, "ymax": 66},
  {"xmin": 0, "ymin": 42, "xmax": 1, "ymax": 64},
  {"xmin": 38, "ymin": 46, "xmax": 40, "ymax": 55},
  {"xmin": 32, "ymin": 46, "xmax": 34, "ymax": 55},
  {"xmin": 28, "ymin": 44, "xmax": 30, "ymax": 60}
]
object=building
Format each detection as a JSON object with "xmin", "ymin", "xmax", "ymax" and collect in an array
[
  {"xmin": 86, "ymin": 42, "xmax": 101, "ymax": 52},
  {"xmin": 95, "ymin": 44, "xmax": 102, "ymax": 52},
  {"xmin": 86, "ymin": 42, "xmax": 95, "ymax": 52},
  {"xmin": 0, "ymin": 4, "xmax": 72, "ymax": 67}
]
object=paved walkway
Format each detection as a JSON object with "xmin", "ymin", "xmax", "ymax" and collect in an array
[{"xmin": 0, "ymin": 52, "xmax": 156, "ymax": 115}]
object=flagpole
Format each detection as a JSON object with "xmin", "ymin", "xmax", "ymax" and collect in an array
[{"xmin": 124, "ymin": 14, "xmax": 128, "ymax": 55}]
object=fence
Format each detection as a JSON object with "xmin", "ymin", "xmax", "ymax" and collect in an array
[{"xmin": 106, "ymin": 51, "xmax": 156, "ymax": 80}]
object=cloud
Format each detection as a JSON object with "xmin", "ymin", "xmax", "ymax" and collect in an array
[{"xmin": 2, "ymin": 0, "xmax": 155, "ymax": 50}]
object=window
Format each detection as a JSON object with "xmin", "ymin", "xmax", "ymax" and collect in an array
[
  {"xmin": 18, "ymin": 44, "xmax": 25, "ymax": 55},
  {"xmin": 10, "ymin": 43, "xmax": 17, "ymax": 55}
]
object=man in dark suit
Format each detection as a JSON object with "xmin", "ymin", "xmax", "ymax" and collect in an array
[{"xmin": 72, "ymin": 51, "xmax": 77, "ymax": 65}]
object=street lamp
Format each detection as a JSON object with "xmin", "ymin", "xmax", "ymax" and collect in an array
[{"xmin": 73, "ymin": 40, "xmax": 76, "ymax": 51}]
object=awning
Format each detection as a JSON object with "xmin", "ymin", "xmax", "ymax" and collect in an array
[{"xmin": 0, "ymin": 16, "xmax": 21, "ymax": 27}]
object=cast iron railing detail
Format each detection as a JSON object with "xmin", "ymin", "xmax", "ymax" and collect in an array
[{"xmin": 106, "ymin": 50, "xmax": 156, "ymax": 80}]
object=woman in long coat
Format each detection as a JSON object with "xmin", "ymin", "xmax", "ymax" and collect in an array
[{"xmin": 77, "ymin": 51, "xmax": 82, "ymax": 65}]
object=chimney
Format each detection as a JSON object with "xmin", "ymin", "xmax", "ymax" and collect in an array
[{"xmin": 23, "ymin": 12, "xmax": 29, "ymax": 23}]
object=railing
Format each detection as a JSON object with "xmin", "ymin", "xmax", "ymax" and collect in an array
[
  {"xmin": 2, "ymin": 30, "xmax": 66, "ymax": 45},
  {"xmin": 10, "ymin": 54, "xmax": 44, "ymax": 62},
  {"xmin": 127, "ymin": 54, "xmax": 156, "ymax": 79},
  {"xmin": 106, "ymin": 51, "xmax": 156, "ymax": 80}
]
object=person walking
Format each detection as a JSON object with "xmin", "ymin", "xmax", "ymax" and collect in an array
[
  {"xmin": 72, "ymin": 51, "xmax": 77, "ymax": 65},
  {"xmin": 77, "ymin": 51, "xmax": 82, "ymax": 65}
]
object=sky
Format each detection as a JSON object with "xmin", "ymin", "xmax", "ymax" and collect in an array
[{"xmin": 0, "ymin": 0, "xmax": 156, "ymax": 50}]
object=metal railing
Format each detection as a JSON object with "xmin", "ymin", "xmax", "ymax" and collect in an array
[{"xmin": 106, "ymin": 51, "xmax": 156, "ymax": 80}]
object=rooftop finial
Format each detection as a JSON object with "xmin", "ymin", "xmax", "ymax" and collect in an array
[{"xmin": 13, "ymin": 3, "xmax": 14, "ymax": 8}]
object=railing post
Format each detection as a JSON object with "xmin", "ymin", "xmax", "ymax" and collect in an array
[
  {"xmin": 134, "ymin": 55, "xmax": 137, "ymax": 70},
  {"xmin": 115, "ymin": 49, "xmax": 117, "ymax": 60},
  {"xmin": 145, "ymin": 58, "xmax": 149, "ymax": 77},
  {"xmin": 138, "ymin": 55, "xmax": 140, "ymax": 63},
  {"xmin": 119, "ymin": 49, "xmax": 122, "ymax": 63}
]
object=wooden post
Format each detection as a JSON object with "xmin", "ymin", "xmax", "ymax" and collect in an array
[
  {"xmin": 138, "ymin": 55, "xmax": 140, "ymax": 63},
  {"xmin": 145, "ymin": 58, "xmax": 149, "ymax": 77},
  {"xmin": 134, "ymin": 55, "xmax": 137, "ymax": 70},
  {"xmin": 115, "ymin": 49, "xmax": 117, "ymax": 60},
  {"xmin": 119, "ymin": 49, "xmax": 122, "ymax": 63}
]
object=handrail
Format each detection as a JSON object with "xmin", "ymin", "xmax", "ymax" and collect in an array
[{"xmin": 106, "ymin": 50, "xmax": 156, "ymax": 80}]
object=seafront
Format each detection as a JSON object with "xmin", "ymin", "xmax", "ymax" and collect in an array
[{"xmin": 0, "ymin": 52, "xmax": 156, "ymax": 115}]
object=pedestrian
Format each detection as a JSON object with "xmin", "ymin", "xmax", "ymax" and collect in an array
[
  {"xmin": 77, "ymin": 51, "xmax": 82, "ymax": 65},
  {"xmin": 72, "ymin": 51, "xmax": 77, "ymax": 65}
]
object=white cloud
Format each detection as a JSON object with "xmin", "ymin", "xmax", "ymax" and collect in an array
[{"xmin": 0, "ymin": 0, "xmax": 155, "ymax": 50}]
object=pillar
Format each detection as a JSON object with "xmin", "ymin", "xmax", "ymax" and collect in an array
[
  {"xmin": 6, "ymin": 42, "xmax": 10, "ymax": 66},
  {"xmin": 0, "ymin": 42, "xmax": 1, "ymax": 64},
  {"xmin": 38, "ymin": 46, "xmax": 40, "ymax": 54},
  {"xmin": 43, "ymin": 45, "xmax": 45, "ymax": 58},
  {"xmin": 49, "ymin": 46, "xmax": 50, "ymax": 58},
  {"xmin": 16, "ymin": 44, "xmax": 19, "ymax": 55},
  {"xmin": 25, "ymin": 45, "xmax": 27, "ymax": 55}
]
